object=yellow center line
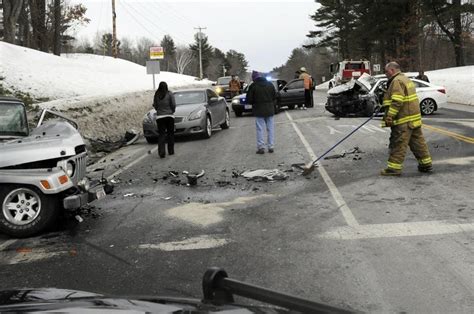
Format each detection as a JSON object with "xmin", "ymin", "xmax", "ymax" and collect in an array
[{"xmin": 423, "ymin": 124, "xmax": 474, "ymax": 144}]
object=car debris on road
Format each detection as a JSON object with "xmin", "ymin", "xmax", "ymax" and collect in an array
[{"xmin": 241, "ymin": 169, "xmax": 289, "ymax": 182}]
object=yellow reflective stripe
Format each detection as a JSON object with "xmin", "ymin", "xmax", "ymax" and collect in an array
[
  {"xmin": 391, "ymin": 95, "xmax": 404, "ymax": 102},
  {"xmin": 387, "ymin": 161, "xmax": 403, "ymax": 170},
  {"xmin": 383, "ymin": 99, "xmax": 391, "ymax": 106},
  {"xmin": 411, "ymin": 120, "xmax": 422, "ymax": 128},
  {"xmin": 406, "ymin": 94, "xmax": 418, "ymax": 100},
  {"xmin": 391, "ymin": 94, "xmax": 418, "ymax": 103},
  {"xmin": 393, "ymin": 113, "xmax": 422, "ymax": 125},
  {"xmin": 419, "ymin": 157, "xmax": 432, "ymax": 165},
  {"xmin": 388, "ymin": 107, "xmax": 399, "ymax": 116}
]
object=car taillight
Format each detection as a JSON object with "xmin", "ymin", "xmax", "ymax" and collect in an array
[{"xmin": 438, "ymin": 88, "xmax": 446, "ymax": 94}]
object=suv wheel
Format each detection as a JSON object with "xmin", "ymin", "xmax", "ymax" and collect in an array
[{"xmin": 0, "ymin": 185, "xmax": 59, "ymax": 238}]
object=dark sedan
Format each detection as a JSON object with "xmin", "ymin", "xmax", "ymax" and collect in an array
[
  {"xmin": 277, "ymin": 78, "xmax": 314, "ymax": 109},
  {"xmin": 143, "ymin": 88, "xmax": 230, "ymax": 143},
  {"xmin": 231, "ymin": 79, "xmax": 287, "ymax": 117}
]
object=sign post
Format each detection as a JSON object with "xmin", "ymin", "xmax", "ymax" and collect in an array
[
  {"xmin": 146, "ymin": 61, "xmax": 161, "ymax": 90},
  {"xmin": 147, "ymin": 47, "xmax": 164, "ymax": 90}
]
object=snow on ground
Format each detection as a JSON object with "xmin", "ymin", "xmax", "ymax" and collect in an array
[
  {"xmin": 426, "ymin": 66, "xmax": 473, "ymax": 106},
  {"xmin": 316, "ymin": 66, "xmax": 473, "ymax": 106},
  {"xmin": 0, "ymin": 41, "xmax": 210, "ymax": 102}
]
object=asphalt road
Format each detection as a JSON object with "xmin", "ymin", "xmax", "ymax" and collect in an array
[{"xmin": 1, "ymin": 91, "xmax": 473, "ymax": 313}]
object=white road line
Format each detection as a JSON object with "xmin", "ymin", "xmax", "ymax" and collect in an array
[
  {"xmin": 106, "ymin": 146, "xmax": 158, "ymax": 180},
  {"xmin": 0, "ymin": 239, "xmax": 17, "ymax": 251},
  {"xmin": 320, "ymin": 221, "xmax": 474, "ymax": 240},
  {"xmin": 139, "ymin": 235, "xmax": 229, "ymax": 251},
  {"xmin": 285, "ymin": 111, "xmax": 359, "ymax": 227}
]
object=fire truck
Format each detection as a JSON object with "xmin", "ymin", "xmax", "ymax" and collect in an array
[{"xmin": 328, "ymin": 60, "xmax": 371, "ymax": 89}]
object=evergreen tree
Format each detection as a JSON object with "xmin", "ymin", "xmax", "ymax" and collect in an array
[
  {"xmin": 161, "ymin": 35, "xmax": 176, "ymax": 71},
  {"xmin": 189, "ymin": 33, "xmax": 214, "ymax": 77}
]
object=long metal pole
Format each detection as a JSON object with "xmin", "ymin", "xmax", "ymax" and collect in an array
[
  {"xmin": 194, "ymin": 26, "xmax": 206, "ymax": 79},
  {"xmin": 198, "ymin": 32, "xmax": 203, "ymax": 79},
  {"xmin": 112, "ymin": 0, "xmax": 117, "ymax": 58}
]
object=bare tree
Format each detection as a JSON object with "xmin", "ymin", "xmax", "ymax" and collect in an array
[
  {"xmin": 3, "ymin": 0, "xmax": 25, "ymax": 43},
  {"xmin": 175, "ymin": 45, "xmax": 194, "ymax": 74}
]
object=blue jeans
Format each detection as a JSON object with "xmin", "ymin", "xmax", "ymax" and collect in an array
[{"xmin": 255, "ymin": 116, "xmax": 274, "ymax": 149}]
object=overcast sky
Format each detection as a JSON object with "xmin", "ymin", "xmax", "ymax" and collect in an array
[{"xmin": 70, "ymin": 0, "xmax": 320, "ymax": 71}]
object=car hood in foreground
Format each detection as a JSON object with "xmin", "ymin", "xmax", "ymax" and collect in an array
[
  {"xmin": 0, "ymin": 121, "xmax": 84, "ymax": 168},
  {"xmin": 0, "ymin": 288, "xmax": 285, "ymax": 313}
]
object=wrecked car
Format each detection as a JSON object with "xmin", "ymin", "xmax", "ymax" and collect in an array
[
  {"xmin": 325, "ymin": 73, "xmax": 447, "ymax": 117},
  {"xmin": 325, "ymin": 73, "xmax": 381, "ymax": 117},
  {"xmin": 0, "ymin": 96, "xmax": 105, "ymax": 238}
]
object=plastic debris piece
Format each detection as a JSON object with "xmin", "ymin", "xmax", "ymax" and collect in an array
[{"xmin": 241, "ymin": 169, "xmax": 289, "ymax": 182}]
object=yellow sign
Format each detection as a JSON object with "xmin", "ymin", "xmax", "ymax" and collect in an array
[{"xmin": 150, "ymin": 46, "xmax": 164, "ymax": 60}]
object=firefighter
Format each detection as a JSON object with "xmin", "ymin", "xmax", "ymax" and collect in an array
[
  {"xmin": 229, "ymin": 75, "xmax": 241, "ymax": 99},
  {"xmin": 380, "ymin": 62, "xmax": 433, "ymax": 176},
  {"xmin": 299, "ymin": 67, "xmax": 313, "ymax": 109}
]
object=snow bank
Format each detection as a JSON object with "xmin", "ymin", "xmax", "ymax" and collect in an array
[
  {"xmin": 426, "ymin": 66, "xmax": 473, "ymax": 106},
  {"xmin": 0, "ymin": 41, "xmax": 211, "ymax": 101}
]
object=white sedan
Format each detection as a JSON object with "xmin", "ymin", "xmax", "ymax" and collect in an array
[{"xmin": 372, "ymin": 77, "xmax": 447, "ymax": 115}]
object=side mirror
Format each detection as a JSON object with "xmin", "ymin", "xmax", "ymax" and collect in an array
[{"xmin": 209, "ymin": 97, "xmax": 219, "ymax": 103}]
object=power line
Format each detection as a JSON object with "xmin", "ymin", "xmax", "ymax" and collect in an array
[
  {"xmin": 121, "ymin": 0, "xmax": 189, "ymax": 43},
  {"xmin": 119, "ymin": 2, "xmax": 161, "ymax": 42}
]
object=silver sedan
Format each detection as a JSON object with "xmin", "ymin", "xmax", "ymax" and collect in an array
[{"xmin": 143, "ymin": 88, "xmax": 230, "ymax": 143}]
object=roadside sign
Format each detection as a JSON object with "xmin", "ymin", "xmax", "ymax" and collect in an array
[
  {"xmin": 146, "ymin": 60, "xmax": 160, "ymax": 90},
  {"xmin": 373, "ymin": 64, "xmax": 381, "ymax": 72},
  {"xmin": 146, "ymin": 60, "xmax": 160, "ymax": 74},
  {"xmin": 150, "ymin": 46, "xmax": 164, "ymax": 60}
]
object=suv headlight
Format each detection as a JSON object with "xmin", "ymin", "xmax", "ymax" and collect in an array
[
  {"xmin": 216, "ymin": 87, "xmax": 222, "ymax": 94},
  {"xmin": 66, "ymin": 161, "xmax": 75, "ymax": 177},
  {"xmin": 189, "ymin": 109, "xmax": 203, "ymax": 121},
  {"xmin": 232, "ymin": 98, "xmax": 240, "ymax": 105}
]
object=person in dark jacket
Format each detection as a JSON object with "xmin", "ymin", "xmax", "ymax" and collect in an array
[
  {"xmin": 415, "ymin": 70, "xmax": 430, "ymax": 83},
  {"xmin": 247, "ymin": 71, "xmax": 276, "ymax": 154},
  {"xmin": 153, "ymin": 82, "xmax": 176, "ymax": 158}
]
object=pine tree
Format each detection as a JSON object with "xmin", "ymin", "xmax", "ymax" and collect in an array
[{"xmin": 160, "ymin": 35, "xmax": 176, "ymax": 71}]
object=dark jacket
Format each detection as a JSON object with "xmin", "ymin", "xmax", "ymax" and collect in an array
[
  {"xmin": 153, "ymin": 91, "xmax": 176, "ymax": 116},
  {"xmin": 246, "ymin": 77, "xmax": 276, "ymax": 117}
]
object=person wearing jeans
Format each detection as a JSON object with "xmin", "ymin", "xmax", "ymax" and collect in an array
[
  {"xmin": 256, "ymin": 116, "xmax": 274, "ymax": 153},
  {"xmin": 247, "ymin": 71, "xmax": 276, "ymax": 154},
  {"xmin": 153, "ymin": 82, "xmax": 176, "ymax": 158}
]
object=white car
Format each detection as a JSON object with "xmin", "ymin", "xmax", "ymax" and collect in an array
[{"xmin": 371, "ymin": 77, "xmax": 447, "ymax": 115}]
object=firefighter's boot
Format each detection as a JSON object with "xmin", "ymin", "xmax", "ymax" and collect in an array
[
  {"xmin": 380, "ymin": 168, "xmax": 402, "ymax": 176},
  {"xmin": 418, "ymin": 164, "xmax": 433, "ymax": 173}
]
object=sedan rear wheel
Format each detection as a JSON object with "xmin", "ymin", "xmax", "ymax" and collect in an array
[{"xmin": 420, "ymin": 98, "xmax": 436, "ymax": 115}]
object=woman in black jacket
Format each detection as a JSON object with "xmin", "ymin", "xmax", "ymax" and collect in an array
[{"xmin": 153, "ymin": 82, "xmax": 176, "ymax": 158}]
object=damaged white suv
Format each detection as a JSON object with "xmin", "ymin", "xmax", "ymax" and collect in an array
[{"xmin": 0, "ymin": 96, "xmax": 105, "ymax": 238}]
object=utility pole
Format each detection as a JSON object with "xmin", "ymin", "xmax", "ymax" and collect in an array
[
  {"xmin": 112, "ymin": 0, "xmax": 118, "ymax": 58},
  {"xmin": 222, "ymin": 64, "xmax": 226, "ymax": 76},
  {"xmin": 194, "ymin": 26, "xmax": 207, "ymax": 79}
]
